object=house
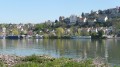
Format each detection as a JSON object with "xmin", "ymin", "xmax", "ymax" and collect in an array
[
  {"xmin": 97, "ymin": 15, "xmax": 108, "ymax": 22},
  {"xmin": 90, "ymin": 28, "xmax": 98, "ymax": 33},
  {"xmin": 2, "ymin": 27, "xmax": 6, "ymax": 33},
  {"xmin": 69, "ymin": 15, "xmax": 77, "ymax": 25},
  {"xmin": 78, "ymin": 17, "xmax": 87, "ymax": 22},
  {"xmin": 101, "ymin": 10, "xmax": 106, "ymax": 14},
  {"xmin": 87, "ymin": 18, "xmax": 96, "ymax": 25},
  {"xmin": 109, "ymin": 7, "xmax": 119, "ymax": 14},
  {"xmin": 59, "ymin": 16, "xmax": 65, "ymax": 22},
  {"xmin": 64, "ymin": 28, "xmax": 71, "ymax": 35},
  {"xmin": 90, "ymin": 11, "xmax": 99, "ymax": 18},
  {"xmin": 77, "ymin": 17, "xmax": 87, "ymax": 25},
  {"xmin": 50, "ymin": 30, "xmax": 56, "ymax": 36},
  {"xmin": 83, "ymin": 17, "xmax": 87, "ymax": 23},
  {"xmin": 27, "ymin": 30, "xmax": 33, "ymax": 35},
  {"xmin": 84, "ymin": 13, "xmax": 89, "ymax": 18},
  {"xmin": 105, "ymin": 7, "xmax": 120, "ymax": 18},
  {"xmin": 87, "ymin": 28, "xmax": 91, "ymax": 32},
  {"xmin": 106, "ymin": 26, "xmax": 113, "ymax": 35},
  {"xmin": 80, "ymin": 28, "xmax": 91, "ymax": 36}
]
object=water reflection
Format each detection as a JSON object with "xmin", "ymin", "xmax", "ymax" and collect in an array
[{"xmin": 0, "ymin": 39, "xmax": 120, "ymax": 64}]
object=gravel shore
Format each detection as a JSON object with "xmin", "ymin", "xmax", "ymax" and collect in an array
[
  {"xmin": 0, "ymin": 54, "xmax": 21, "ymax": 67},
  {"xmin": 0, "ymin": 54, "xmax": 53, "ymax": 67}
]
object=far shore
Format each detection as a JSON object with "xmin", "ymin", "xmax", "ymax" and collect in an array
[{"xmin": 1, "ymin": 35, "xmax": 120, "ymax": 39}]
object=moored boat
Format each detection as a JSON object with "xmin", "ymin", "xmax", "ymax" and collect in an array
[
  {"xmin": 71, "ymin": 36, "xmax": 91, "ymax": 39},
  {"xmin": 6, "ymin": 35, "xmax": 23, "ymax": 39},
  {"xmin": 35, "ymin": 34, "xmax": 43, "ymax": 39}
]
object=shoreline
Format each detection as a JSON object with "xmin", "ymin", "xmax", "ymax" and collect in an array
[
  {"xmin": 0, "ymin": 54, "xmax": 110, "ymax": 67},
  {"xmin": 1, "ymin": 35, "xmax": 120, "ymax": 39}
]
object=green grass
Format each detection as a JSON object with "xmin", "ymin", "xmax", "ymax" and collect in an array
[
  {"xmin": 21, "ymin": 54, "xmax": 54, "ymax": 63},
  {"xmin": 63, "ymin": 59, "xmax": 94, "ymax": 67},
  {"xmin": 42, "ymin": 58, "xmax": 70, "ymax": 67},
  {"xmin": 13, "ymin": 62, "xmax": 41, "ymax": 67},
  {"xmin": 14, "ymin": 59, "xmax": 94, "ymax": 67},
  {"xmin": 13, "ymin": 55, "xmax": 94, "ymax": 67}
]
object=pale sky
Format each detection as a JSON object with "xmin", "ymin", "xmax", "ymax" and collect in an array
[{"xmin": 0, "ymin": 0, "xmax": 119, "ymax": 23}]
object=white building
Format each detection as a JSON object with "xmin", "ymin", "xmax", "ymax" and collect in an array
[
  {"xmin": 77, "ymin": 16, "xmax": 87, "ymax": 23},
  {"xmin": 87, "ymin": 18, "xmax": 96, "ymax": 25},
  {"xmin": 97, "ymin": 15, "xmax": 108, "ymax": 22},
  {"xmin": 2, "ymin": 27, "xmax": 6, "ymax": 36},
  {"xmin": 90, "ymin": 28, "xmax": 98, "ymax": 33},
  {"xmin": 83, "ymin": 17, "xmax": 87, "ymax": 23},
  {"xmin": 2, "ymin": 27, "xmax": 6, "ymax": 33},
  {"xmin": 70, "ymin": 15, "xmax": 77, "ymax": 25},
  {"xmin": 59, "ymin": 16, "xmax": 65, "ymax": 22}
]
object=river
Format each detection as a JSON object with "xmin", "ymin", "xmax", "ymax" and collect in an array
[{"xmin": 0, "ymin": 39, "xmax": 120, "ymax": 65}]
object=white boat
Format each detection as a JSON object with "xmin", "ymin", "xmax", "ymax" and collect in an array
[
  {"xmin": 35, "ymin": 35, "xmax": 43, "ymax": 39},
  {"xmin": 0, "ymin": 35, "xmax": 6, "ymax": 39},
  {"xmin": 26, "ymin": 35, "xmax": 32, "ymax": 39}
]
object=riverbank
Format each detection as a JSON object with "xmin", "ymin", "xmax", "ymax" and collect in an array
[{"xmin": 0, "ymin": 54, "xmax": 111, "ymax": 67}]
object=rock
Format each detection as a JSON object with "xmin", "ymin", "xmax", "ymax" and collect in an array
[{"xmin": 0, "ymin": 54, "xmax": 21, "ymax": 67}]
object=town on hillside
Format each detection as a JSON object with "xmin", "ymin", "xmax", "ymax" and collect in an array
[{"xmin": 0, "ymin": 6, "xmax": 120, "ymax": 39}]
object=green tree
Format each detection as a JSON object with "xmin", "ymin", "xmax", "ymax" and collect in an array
[
  {"xmin": 56, "ymin": 27, "xmax": 65, "ymax": 38},
  {"xmin": 77, "ymin": 28, "xmax": 81, "ymax": 35},
  {"xmin": 43, "ymin": 34, "xmax": 49, "ymax": 39},
  {"xmin": 34, "ymin": 23, "xmax": 45, "ymax": 31},
  {"xmin": 91, "ymin": 32, "xmax": 98, "ymax": 39},
  {"xmin": 81, "ymin": 12, "xmax": 84, "ymax": 17},
  {"xmin": 112, "ymin": 18, "xmax": 120, "ymax": 34},
  {"xmin": 98, "ymin": 30, "xmax": 104, "ymax": 38},
  {"xmin": 12, "ymin": 29, "xmax": 19, "ymax": 35},
  {"xmin": 69, "ymin": 27, "xmax": 74, "ymax": 35},
  {"xmin": 81, "ymin": 29, "xmax": 89, "ymax": 36}
]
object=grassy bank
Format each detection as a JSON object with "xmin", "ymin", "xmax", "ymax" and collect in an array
[{"xmin": 0, "ymin": 54, "xmax": 111, "ymax": 67}]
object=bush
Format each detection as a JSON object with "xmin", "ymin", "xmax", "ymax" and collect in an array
[{"xmin": 43, "ymin": 34, "xmax": 49, "ymax": 39}]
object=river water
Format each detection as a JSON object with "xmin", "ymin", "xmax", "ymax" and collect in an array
[{"xmin": 0, "ymin": 39, "xmax": 120, "ymax": 65}]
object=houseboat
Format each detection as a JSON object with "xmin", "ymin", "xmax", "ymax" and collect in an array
[{"xmin": 6, "ymin": 35, "xmax": 23, "ymax": 39}]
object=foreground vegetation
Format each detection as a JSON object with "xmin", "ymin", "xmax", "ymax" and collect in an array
[{"xmin": 0, "ymin": 54, "xmax": 113, "ymax": 67}]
